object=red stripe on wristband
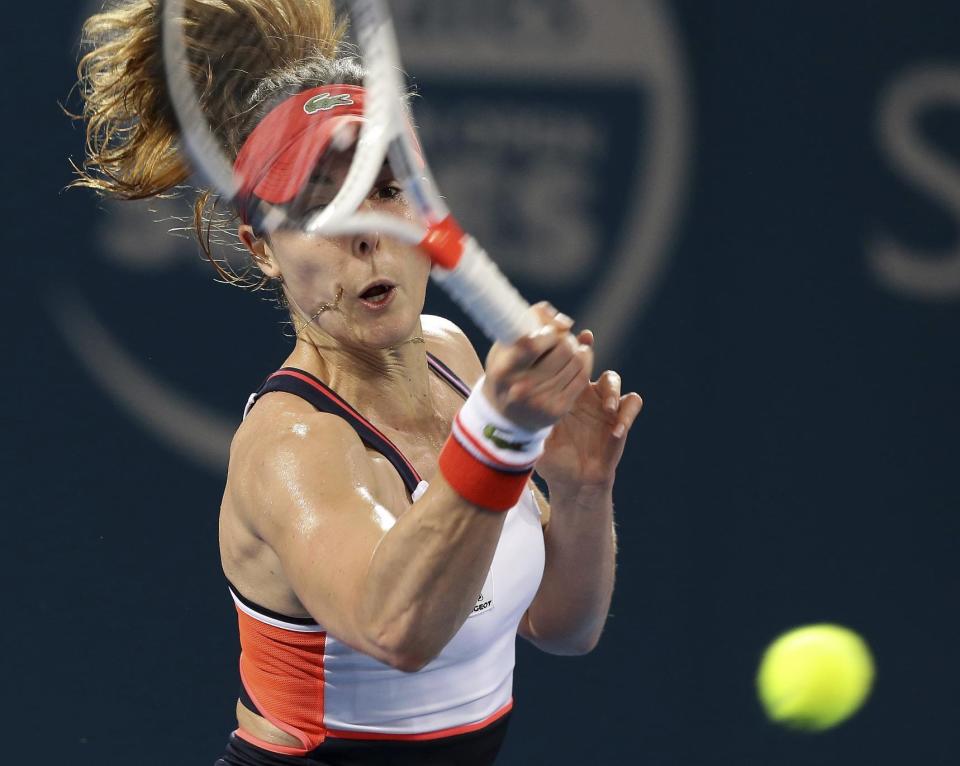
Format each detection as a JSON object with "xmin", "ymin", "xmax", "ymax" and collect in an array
[
  {"xmin": 438, "ymin": 433, "xmax": 531, "ymax": 512},
  {"xmin": 453, "ymin": 413, "xmax": 538, "ymax": 472}
]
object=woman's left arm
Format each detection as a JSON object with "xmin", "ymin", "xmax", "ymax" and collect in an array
[{"xmin": 519, "ymin": 330, "xmax": 643, "ymax": 655}]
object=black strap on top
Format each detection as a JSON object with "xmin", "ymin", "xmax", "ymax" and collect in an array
[
  {"xmin": 247, "ymin": 352, "xmax": 472, "ymax": 496},
  {"xmin": 427, "ymin": 353, "xmax": 473, "ymax": 399}
]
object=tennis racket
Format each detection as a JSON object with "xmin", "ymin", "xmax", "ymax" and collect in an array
[{"xmin": 161, "ymin": 0, "xmax": 537, "ymax": 343}]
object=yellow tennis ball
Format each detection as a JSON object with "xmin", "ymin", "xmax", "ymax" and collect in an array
[{"xmin": 757, "ymin": 624, "xmax": 875, "ymax": 731}]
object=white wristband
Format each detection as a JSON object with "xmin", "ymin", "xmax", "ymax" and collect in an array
[{"xmin": 451, "ymin": 376, "xmax": 553, "ymax": 472}]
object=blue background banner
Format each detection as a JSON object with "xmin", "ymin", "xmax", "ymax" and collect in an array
[{"xmin": 7, "ymin": 1, "xmax": 960, "ymax": 763}]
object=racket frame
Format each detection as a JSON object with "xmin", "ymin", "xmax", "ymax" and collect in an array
[{"xmin": 161, "ymin": 0, "xmax": 537, "ymax": 342}]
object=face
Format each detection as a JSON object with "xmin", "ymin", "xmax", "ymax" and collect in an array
[{"xmin": 244, "ymin": 154, "xmax": 431, "ymax": 349}]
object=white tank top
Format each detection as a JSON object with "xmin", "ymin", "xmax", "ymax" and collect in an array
[
  {"xmin": 232, "ymin": 483, "xmax": 544, "ymax": 738},
  {"xmin": 231, "ymin": 359, "xmax": 545, "ymax": 748}
]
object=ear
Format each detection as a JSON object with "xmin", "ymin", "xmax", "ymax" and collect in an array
[{"xmin": 239, "ymin": 224, "xmax": 282, "ymax": 279}]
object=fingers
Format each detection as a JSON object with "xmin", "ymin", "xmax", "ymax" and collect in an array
[
  {"xmin": 495, "ymin": 323, "xmax": 562, "ymax": 371},
  {"xmin": 612, "ymin": 392, "xmax": 644, "ymax": 439},
  {"xmin": 488, "ymin": 304, "xmax": 581, "ymax": 379},
  {"xmin": 530, "ymin": 301, "xmax": 572, "ymax": 330},
  {"xmin": 597, "ymin": 370, "xmax": 622, "ymax": 414},
  {"xmin": 509, "ymin": 334, "xmax": 592, "ymax": 408},
  {"xmin": 590, "ymin": 369, "xmax": 641, "ymax": 439},
  {"xmin": 483, "ymin": 302, "xmax": 592, "ymax": 430},
  {"xmin": 552, "ymin": 342, "xmax": 593, "ymax": 402},
  {"xmin": 530, "ymin": 329, "xmax": 589, "ymax": 380}
]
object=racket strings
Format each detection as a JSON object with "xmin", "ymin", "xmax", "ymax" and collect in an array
[{"xmin": 170, "ymin": 0, "xmax": 348, "ymax": 161}]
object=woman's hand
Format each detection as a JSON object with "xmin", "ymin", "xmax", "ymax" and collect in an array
[
  {"xmin": 534, "ymin": 330, "xmax": 643, "ymax": 492},
  {"xmin": 482, "ymin": 303, "xmax": 594, "ymax": 431}
]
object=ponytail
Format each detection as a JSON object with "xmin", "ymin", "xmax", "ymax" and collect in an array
[{"xmin": 69, "ymin": 0, "xmax": 346, "ymax": 290}]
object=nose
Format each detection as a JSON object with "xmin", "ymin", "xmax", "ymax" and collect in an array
[{"xmin": 352, "ymin": 229, "xmax": 380, "ymax": 258}]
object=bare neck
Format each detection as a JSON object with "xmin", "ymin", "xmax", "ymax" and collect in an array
[{"xmin": 286, "ymin": 324, "xmax": 435, "ymax": 432}]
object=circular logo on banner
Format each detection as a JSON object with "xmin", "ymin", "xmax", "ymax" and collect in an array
[
  {"xmin": 398, "ymin": 0, "xmax": 691, "ymax": 356},
  {"xmin": 53, "ymin": 0, "xmax": 690, "ymax": 472}
]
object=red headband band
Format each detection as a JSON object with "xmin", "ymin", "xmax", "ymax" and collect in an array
[{"xmin": 234, "ymin": 84, "xmax": 367, "ymax": 208}]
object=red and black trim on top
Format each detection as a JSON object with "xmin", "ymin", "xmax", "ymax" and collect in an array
[
  {"xmin": 235, "ymin": 353, "xmax": 474, "ymax": 724},
  {"xmin": 426, "ymin": 353, "xmax": 472, "ymax": 399},
  {"xmin": 246, "ymin": 352, "xmax": 472, "ymax": 496},
  {"xmin": 253, "ymin": 367, "xmax": 422, "ymax": 493}
]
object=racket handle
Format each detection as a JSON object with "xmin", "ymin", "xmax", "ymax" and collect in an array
[{"xmin": 431, "ymin": 237, "xmax": 538, "ymax": 344}]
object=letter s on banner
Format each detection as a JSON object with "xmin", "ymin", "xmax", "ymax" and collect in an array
[{"xmin": 870, "ymin": 65, "xmax": 960, "ymax": 299}]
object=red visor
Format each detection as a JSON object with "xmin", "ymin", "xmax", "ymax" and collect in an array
[{"xmin": 234, "ymin": 84, "xmax": 367, "ymax": 207}]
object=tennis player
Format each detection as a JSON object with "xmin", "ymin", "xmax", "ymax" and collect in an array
[{"xmin": 71, "ymin": 2, "xmax": 642, "ymax": 764}]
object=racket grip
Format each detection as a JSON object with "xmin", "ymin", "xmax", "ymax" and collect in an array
[{"xmin": 431, "ymin": 237, "xmax": 538, "ymax": 344}]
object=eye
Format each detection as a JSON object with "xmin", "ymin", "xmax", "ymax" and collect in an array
[
  {"xmin": 292, "ymin": 189, "xmax": 336, "ymax": 221},
  {"xmin": 372, "ymin": 182, "xmax": 404, "ymax": 202},
  {"xmin": 300, "ymin": 202, "xmax": 328, "ymax": 216}
]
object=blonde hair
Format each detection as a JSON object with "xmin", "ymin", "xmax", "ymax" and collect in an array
[{"xmin": 69, "ymin": 0, "xmax": 348, "ymax": 289}]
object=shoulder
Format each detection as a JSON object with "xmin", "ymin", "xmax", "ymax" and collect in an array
[
  {"xmin": 421, "ymin": 314, "xmax": 471, "ymax": 351},
  {"xmin": 227, "ymin": 393, "xmax": 376, "ymax": 526},
  {"xmin": 421, "ymin": 314, "xmax": 484, "ymax": 385},
  {"xmin": 232, "ymin": 391, "xmax": 364, "ymax": 461}
]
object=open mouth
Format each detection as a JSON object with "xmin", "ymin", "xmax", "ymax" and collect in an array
[{"xmin": 358, "ymin": 282, "xmax": 396, "ymax": 307}]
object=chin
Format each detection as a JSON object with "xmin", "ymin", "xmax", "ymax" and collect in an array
[{"xmin": 355, "ymin": 317, "xmax": 422, "ymax": 350}]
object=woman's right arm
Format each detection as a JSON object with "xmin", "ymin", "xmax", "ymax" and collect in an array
[{"xmin": 230, "ymin": 317, "xmax": 592, "ymax": 672}]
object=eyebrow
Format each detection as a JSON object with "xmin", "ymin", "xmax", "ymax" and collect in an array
[{"xmin": 307, "ymin": 169, "xmax": 334, "ymax": 185}]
